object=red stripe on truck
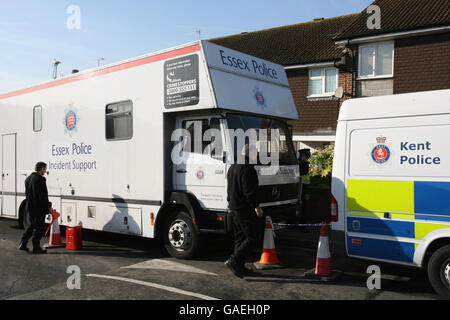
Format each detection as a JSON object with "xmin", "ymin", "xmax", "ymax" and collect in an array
[{"xmin": 0, "ymin": 44, "xmax": 201, "ymax": 101}]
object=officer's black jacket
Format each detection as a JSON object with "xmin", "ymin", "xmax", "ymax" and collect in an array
[
  {"xmin": 227, "ymin": 162, "xmax": 259, "ymax": 212},
  {"xmin": 25, "ymin": 172, "xmax": 51, "ymax": 217}
]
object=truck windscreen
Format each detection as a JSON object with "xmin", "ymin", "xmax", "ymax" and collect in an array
[{"xmin": 226, "ymin": 114, "xmax": 297, "ymax": 165}]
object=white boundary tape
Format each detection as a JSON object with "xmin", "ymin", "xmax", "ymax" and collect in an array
[{"xmin": 272, "ymin": 223, "xmax": 330, "ymax": 227}]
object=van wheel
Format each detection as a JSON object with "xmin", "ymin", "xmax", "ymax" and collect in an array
[
  {"xmin": 427, "ymin": 244, "xmax": 450, "ymax": 298},
  {"xmin": 163, "ymin": 211, "xmax": 199, "ymax": 260}
]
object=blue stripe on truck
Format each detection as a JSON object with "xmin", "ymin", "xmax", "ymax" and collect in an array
[
  {"xmin": 414, "ymin": 181, "xmax": 450, "ymax": 216},
  {"xmin": 347, "ymin": 217, "xmax": 415, "ymax": 238},
  {"xmin": 347, "ymin": 236, "xmax": 415, "ymax": 263}
]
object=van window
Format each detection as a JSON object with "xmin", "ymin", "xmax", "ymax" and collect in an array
[
  {"xmin": 33, "ymin": 105, "xmax": 42, "ymax": 132},
  {"xmin": 181, "ymin": 118, "xmax": 223, "ymax": 157},
  {"xmin": 226, "ymin": 114, "xmax": 297, "ymax": 165},
  {"xmin": 106, "ymin": 100, "xmax": 133, "ymax": 140},
  {"xmin": 181, "ymin": 119, "xmax": 209, "ymax": 154},
  {"xmin": 208, "ymin": 118, "xmax": 223, "ymax": 159}
]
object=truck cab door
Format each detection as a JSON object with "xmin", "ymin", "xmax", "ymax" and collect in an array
[{"xmin": 173, "ymin": 116, "xmax": 228, "ymax": 210}]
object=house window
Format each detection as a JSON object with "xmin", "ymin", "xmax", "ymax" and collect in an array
[
  {"xmin": 358, "ymin": 41, "xmax": 394, "ymax": 78},
  {"xmin": 33, "ymin": 105, "xmax": 42, "ymax": 132},
  {"xmin": 106, "ymin": 100, "xmax": 133, "ymax": 141},
  {"xmin": 308, "ymin": 67, "xmax": 338, "ymax": 97}
]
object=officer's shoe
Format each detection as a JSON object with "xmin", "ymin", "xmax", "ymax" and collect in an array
[
  {"xmin": 18, "ymin": 242, "xmax": 29, "ymax": 252},
  {"xmin": 224, "ymin": 259, "xmax": 244, "ymax": 278},
  {"xmin": 32, "ymin": 247, "xmax": 47, "ymax": 254},
  {"xmin": 239, "ymin": 264, "xmax": 257, "ymax": 276}
]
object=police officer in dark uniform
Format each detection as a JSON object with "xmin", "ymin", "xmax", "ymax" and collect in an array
[
  {"xmin": 19, "ymin": 162, "xmax": 52, "ymax": 254},
  {"xmin": 225, "ymin": 144, "xmax": 263, "ymax": 278}
]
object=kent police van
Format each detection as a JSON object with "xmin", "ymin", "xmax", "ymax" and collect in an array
[
  {"xmin": 331, "ymin": 89, "xmax": 450, "ymax": 297},
  {"xmin": 0, "ymin": 41, "xmax": 300, "ymax": 260}
]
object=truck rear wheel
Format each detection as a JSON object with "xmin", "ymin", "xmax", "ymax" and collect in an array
[
  {"xmin": 427, "ymin": 244, "xmax": 450, "ymax": 298},
  {"xmin": 163, "ymin": 211, "xmax": 200, "ymax": 260}
]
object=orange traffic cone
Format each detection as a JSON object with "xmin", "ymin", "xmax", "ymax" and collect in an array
[
  {"xmin": 305, "ymin": 223, "xmax": 342, "ymax": 281},
  {"xmin": 45, "ymin": 211, "xmax": 65, "ymax": 248},
  {"xmin": 315, "ymin": 224, "xmax": 332, "ymax": 276},
  {"xmin": 254, "ymin": 216, "xmax": 283, "ymax": 270}
]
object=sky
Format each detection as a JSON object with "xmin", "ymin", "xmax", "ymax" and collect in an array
[{"xmin": 0, "ymin": 0, "xmax": 373, "ymax": 93}]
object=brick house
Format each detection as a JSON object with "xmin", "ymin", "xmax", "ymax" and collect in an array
[
  {"xmin": 210, "ymin": 0, "xmax": 450, "ymax": 153},
  {"xmin": 334, "ymin": 0, "xmax": 450, "ymax": 98},
  {"xmin": 210, "ymin": 14, "xmax": 357, "ymax": 151}
]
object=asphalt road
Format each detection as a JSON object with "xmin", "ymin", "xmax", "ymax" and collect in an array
[{"xmin": 0, "ymin": 217, "xmax": 441, "ymax": 300}]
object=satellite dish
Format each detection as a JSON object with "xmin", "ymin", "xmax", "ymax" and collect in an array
[{"xmin": 334, "ymin": 86, "xmax": 344, "ymax": 99}]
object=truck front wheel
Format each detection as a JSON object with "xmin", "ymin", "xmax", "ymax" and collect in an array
[
  {"xmin": 163, "ymin": 211, "xmax": 200, "ymax": 260},
  {"xmin": 427, "ymin": 244, "xmax": 450, "ymax": 298}
]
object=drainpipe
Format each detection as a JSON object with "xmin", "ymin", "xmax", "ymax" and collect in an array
[
  {"xmin": 334, "ymin": 39, "xmax": 356, "ymax": 99},
  {"xmin": 347, "ymin": 40, "xmax": 356, "ymax": 98}
]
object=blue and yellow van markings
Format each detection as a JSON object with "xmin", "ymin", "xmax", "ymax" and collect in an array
[
  {"xmin": 347, "ymin": 180, "xmax": 414, "ymax": 214},
  {"xmin": 347, "ymin": 217, "xmax": 415, "ymax": 238},
  {"xmin": 346, "ymin": 236, "xmax": 416, "ymax": 263},
  {"xmin": 346, "ymin": 180, "xmax": 450, "ymax": 263},
  {"xmin": 414, "ymin": 181, "xmax": 450, "ymax": 216}
]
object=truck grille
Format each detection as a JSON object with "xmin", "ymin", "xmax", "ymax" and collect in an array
[{"xmin": 256, "ymin": 183, "xmax": 298, "ymax": 204}]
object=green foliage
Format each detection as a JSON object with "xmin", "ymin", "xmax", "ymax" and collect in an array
[{"xmin": 309, "ymin": 145, "xmax": 334, "ymax": 177}]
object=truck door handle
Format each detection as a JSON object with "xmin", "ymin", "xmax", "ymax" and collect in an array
[{"xmin": 177, "ymin": 170, "xmax": 187, "ymax": 173}]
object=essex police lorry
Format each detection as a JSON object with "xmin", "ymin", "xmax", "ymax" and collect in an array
[
  {"xmin": 0, "ymin": 41, "xmax": 300, "ymax": 259},
  {"xmin": 331, "ymin": 89, "xmax": 450, "ymax": 297}
]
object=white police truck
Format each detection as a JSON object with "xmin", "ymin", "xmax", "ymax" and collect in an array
[{"xmin": 0, "ymin": 41, "xmax": 301, "ymax": 259}]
